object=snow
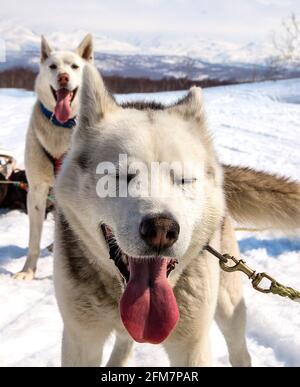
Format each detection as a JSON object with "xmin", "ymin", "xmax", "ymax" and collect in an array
[{"xmin": 0, "ymin": 79, "xmax": 300, "ymax": 367}]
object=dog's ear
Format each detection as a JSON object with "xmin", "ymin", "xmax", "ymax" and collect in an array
[
  {"xmin": 41, "ymin": 35, "xmax": 52, "ymax": 63},
  {"xmin": 168, "ymin": 87, "xmax": 204, "ymax": 122},
  {"xmin": 76, "ymin": 34, "xmax": 94, "ymax": 62},
  {"xmin": 78, "ymin": 64, "xmax": 117, "ymax": 131}
]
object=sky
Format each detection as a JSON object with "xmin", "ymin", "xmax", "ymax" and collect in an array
[{"xmin": 0, "ymin": 0, "xmax": 300, "ymax": 43}]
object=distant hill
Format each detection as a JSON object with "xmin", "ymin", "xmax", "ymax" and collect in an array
[{"xmin": 1, "ymin": 23, "xmax": 300, "ymax": 87}]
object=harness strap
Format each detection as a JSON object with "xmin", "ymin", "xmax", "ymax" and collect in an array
[{"xmin": 42, "ymin": 146, "xmax": 65, "ymax": 176}]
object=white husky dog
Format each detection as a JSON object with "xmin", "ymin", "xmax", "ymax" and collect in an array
[
  {"xmin": 14, "ymin": 34, "xmax": 93, "ymax": 280},
  {"xmin": 54, "ymin": 64, "xmax": 300, "ymax": 367}
]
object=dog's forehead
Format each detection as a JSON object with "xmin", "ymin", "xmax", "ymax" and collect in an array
[
  {"xmin": 48, "ymin": 51, "xmax": 83, "ymax": 64},
  {"xmin": 95, "ymin": 108, "xmax": 207, "ymax": 164}
]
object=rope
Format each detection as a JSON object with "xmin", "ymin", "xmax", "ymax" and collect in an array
[
  {"xmin": 0, "ymin": 180, "xmax": 55, "ymax": 203},
  {"xmin": 270, "ymin": 282, "xmax": 300, "ymax": 303},
  {"xmin": 0, "ymin": 180, "xmax": 27, "ymax": 188}
]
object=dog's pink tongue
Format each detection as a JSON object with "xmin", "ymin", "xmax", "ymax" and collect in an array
[
  {"xmin": 120, "ymin": 257, "xmax": 179, "ymax": 344},
  {"xmin": 54, "ymin": 89, "xmax": 72, "ymax": 124}
]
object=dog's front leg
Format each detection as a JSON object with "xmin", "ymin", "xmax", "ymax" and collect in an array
[
  {"xmin": 163, "ymin": 330, "xmax": 212, "ymax": 367},
  {"xmin": 163, "ymin": 250, "xmax": 220, "ymax": 367},
  {"xmin": 62, "ymin": 325, "xmax": 111, "ymax": 367},
  {"xmin": 106, "ymin": 332, "xmax": 134, "ymax": 367},
  {"xmin": 163, "ymin": 287, "xmax": 217, "ymax": 367},
  {"xmin": 14, "ymin": 182, "xmax": 50, "ymax": 280},
  {"xmin": 215, "ymin": 217, "xmax": 252, "ymax": 367}
]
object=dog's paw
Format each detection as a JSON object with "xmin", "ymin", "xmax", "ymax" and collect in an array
[{"xmin": 13, "ymin": 269, "xmax": 35, "ymax": 281}]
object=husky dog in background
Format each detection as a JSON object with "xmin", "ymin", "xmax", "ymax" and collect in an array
[
  {"xmin": 14, "ymin": 34, "xmax": 94, "ymax": 280},
  {"xmin": 54, "ymin": 64, "xmax": 300, "ymax": 367}
]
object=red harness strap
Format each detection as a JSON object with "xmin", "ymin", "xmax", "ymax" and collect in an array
[
  {"xmin": 54, "ymin": 156, "xmax": 65, "ymax": 176},
  {"xmin": 42, "ymin": 146, "xmax": 65, "ymax": 177}
]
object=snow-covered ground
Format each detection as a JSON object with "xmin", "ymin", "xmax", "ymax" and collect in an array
[{"xmin": 0, "ymin": 79, "xmax": 300, "ymax": 367}]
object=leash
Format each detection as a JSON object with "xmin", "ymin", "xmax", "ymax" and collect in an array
[
  {"xmin": 205, "ymin": 245, "xmax": 300, "ymax": 304},
  {"xmin": 0, "ymin": 180, "xmax": 28, "ymax": 190},
  {"xmin": 0, "ymin": 180, "xmax": 55, "ymax": 203}
]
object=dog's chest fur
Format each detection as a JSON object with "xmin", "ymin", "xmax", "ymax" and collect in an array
[
  {"xmin": 56, "ymin": 211, "xmax": 123, "ymax": 324},
  {"xmin": 32, "ymin": 102, "xmax": 73, "ymax": 159}
]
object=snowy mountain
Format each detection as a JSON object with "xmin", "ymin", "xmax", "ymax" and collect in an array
[
  {"xmin": 1, "ymin": 21, "xmax": 300, "ymax": 82},
  {"xmin": 0, "ymin": 22, "xmax": 274, "ymax": 61},
  {"xmin": 0, "ymin": 79, "xmax": 300, "ymax": 367}
]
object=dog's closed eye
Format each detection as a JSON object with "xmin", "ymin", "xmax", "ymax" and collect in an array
[{"xmin": 178, "ymin": 178, "xmax": 197, "ymax": 185}]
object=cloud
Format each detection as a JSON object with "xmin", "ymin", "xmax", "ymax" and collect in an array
[
  {"xmin": 0, "ymin": 0, "xmax": 299, "ymax": 43},
  {"xmin": 255, "ymin": 0, "xmax": 292, "ymax": 7}
]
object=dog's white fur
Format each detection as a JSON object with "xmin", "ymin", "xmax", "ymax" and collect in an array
[
  {"xmin": 14, "ymin": 35, "xmax": 93, "ymax": 280},
  {"xmin": 54, "ymin": 65, "xmax": 252, "ymax": 367}
]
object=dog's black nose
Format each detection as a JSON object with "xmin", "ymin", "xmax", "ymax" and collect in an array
[{"xmin": 140, "ymin": 214, "xmax": 180, "ymax": 251}]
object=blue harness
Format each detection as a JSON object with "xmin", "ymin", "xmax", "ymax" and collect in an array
[{"xmin": 40, "ymin": 102, "xmax": 77, "ymax": 129}]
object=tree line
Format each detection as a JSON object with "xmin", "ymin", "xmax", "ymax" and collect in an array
[{"xmin": 0, "ymin": 67, "xmax": 238, "ymax": 94}]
